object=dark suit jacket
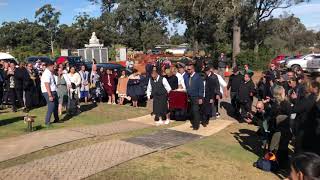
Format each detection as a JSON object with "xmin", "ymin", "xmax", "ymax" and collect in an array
[{"xmin": 186, "ymin": 72, "xmax": 204, "ymax": 98}]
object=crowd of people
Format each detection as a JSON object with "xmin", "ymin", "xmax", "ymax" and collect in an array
[{"xmin": 1, "ymin": 53, "xmax": 320, "ymax": 177}]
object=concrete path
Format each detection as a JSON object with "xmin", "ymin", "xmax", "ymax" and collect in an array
[
  {"xmin": 0, "ymin": 118, "xmax": 153, "ymax": 162},
  {"xmin": 1, "ymin": 140, "xmax": 155, "ymax": 180},
  {"xmin": 170, "ymin": 119, "xmax": 234, "ymax": 136},
  {"xmin": 0, "ymin": 129, "xmax": 94, "ymax": 162}
]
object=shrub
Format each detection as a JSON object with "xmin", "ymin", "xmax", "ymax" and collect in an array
[{"xmin": 236, "ymin": 48, "xmax": 276, "ymax": 70}]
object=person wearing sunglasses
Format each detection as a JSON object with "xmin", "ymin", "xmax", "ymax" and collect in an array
[{"xmin": 185, "ymin": 64, "xmax": 204, "ymax": 130}]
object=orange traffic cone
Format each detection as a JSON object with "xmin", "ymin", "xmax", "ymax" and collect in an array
[{"xmin": 224, "ymin": 65, "xmax": 231, "ymax": 77}]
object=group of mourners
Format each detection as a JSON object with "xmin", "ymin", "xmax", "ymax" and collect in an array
[
  {"xmin": 1, "ymin": 53, "xmax": 320, "ymax": 178},
  {"xmin": 228, "ymin": 62, "xmax": 320, "ymax": 172}
]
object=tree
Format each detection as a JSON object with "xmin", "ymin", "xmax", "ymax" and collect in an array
[
  {"xmin": 35, "ymin": 4, "xmax": 61, "ymax": 57},
  {"xmin": 246, "ymin": 0, "xmax": 309, "ymax": 52},
  {"xmin": 166, "ymin": 0, "xmax": 232, "ymax": 56}
]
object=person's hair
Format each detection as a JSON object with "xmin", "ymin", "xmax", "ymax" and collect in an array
[
  {"xmin": 291, "ymin": 152, "xmax": 320, "ymax": 180},
  {"xmin": 273, "ymin": 85, "xmax": 286, "ymax": 103},
  {"xmin": 132, "ymin": 69, "xmax": 138, "ymax": 74}
]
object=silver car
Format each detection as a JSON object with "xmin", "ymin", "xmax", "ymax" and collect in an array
[
  {"xmin": 306, "ymin": 54, "xmax": 320, "ymax": 73},
  {"xmin": 285, "ymin": 53, "xmax": 320, "ymax": 72}
]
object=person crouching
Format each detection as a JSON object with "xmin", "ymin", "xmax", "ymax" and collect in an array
[{"xmin": 147, "ymin": 69, "xmax": 172, "ymax": 125}]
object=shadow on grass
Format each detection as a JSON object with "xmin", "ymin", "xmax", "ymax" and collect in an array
[
  {"xmin": 220, "ymin": 101, "xmax": 241, "ymax": 122},
  {"xmin": 0, "ymin": 116, "xmax": 24, "ymax": 126},
  {"xmin": 232, "ymin": 129, "xmax": 291, "ymax": 179},
  {"xmin": 60, "ymin": 103, "xmax": 97, "ymax": 122},
  {"xmin": 232, "ymin": 129, "xmax": 265, "ymax": 157}
]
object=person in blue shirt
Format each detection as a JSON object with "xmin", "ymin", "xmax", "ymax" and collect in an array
[{"xmin": 185, "ymin": 64, "xmax": 204, "ymax": 130}]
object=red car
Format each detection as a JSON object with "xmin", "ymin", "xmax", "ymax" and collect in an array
[{"xmin": 270, "ymin": 54, "xmax": 289, "ymax": 68}]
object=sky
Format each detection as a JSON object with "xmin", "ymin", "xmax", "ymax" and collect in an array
[{"xmin": 0, "ymin": 0, "xmax": 319, "ymax": 35}]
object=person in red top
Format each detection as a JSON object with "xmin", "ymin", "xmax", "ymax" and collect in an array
[{"xmin": 102, "ymin": 69, "xmax": 116, "ymax": 104}]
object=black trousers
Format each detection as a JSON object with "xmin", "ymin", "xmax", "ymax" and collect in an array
[
  {"xmin": 24, "ymin": 88, "xmax": 33, "ymax": 109},
  {"xmin": 239, "ymin": 101, "xmax": 251, "ymax": 121},
  {"xmin": 0, "ymin": 85, "xmax": 3, "ymax": 105},
  {"xmin": 189, "ymin": 97, "xmax": 201, "ymax": 129},
  {"xmin": 202, "ymin": 99, "xmax": 212, "ymax": 125},
  {"xmin": 230, "ymin": 92, "xmax": 240, "ymax": 115},
  {"xmin": 8, "ymin": 88, "xmax": 17, "ymax": 110},
  {"xmin": 15, "ymin": 88, "xmax": 24, "ymax": 107}
]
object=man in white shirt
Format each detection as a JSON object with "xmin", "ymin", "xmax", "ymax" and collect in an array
[
  {"xmin": 41, "ymin": 62, "xmax": 59, "ymax": 126},
  {"xmin": 147, "ymin": 69, "xmax": 171, "ymax": 125},
  {"xmin": 175, "ymin": 63, "xmax": 187, "ymax": 91}
]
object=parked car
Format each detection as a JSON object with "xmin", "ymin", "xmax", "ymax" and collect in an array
[
  {"xmin": 55, "ymin": 56, "xmax": 85, "ymax": 70},
  {"xmin": 87, "ymin": 62, "xmax": 125, "ymax": 71},
  {"xmin": 306, "ymin": 54, "xmax": 320, "ymax": 73},
  {"xmin": 285, "ymin": 53, "xmax": 320, "ymax": 72},
  {"xmin": 26, "ymin": 56, "xmax": 52, "ymax": 65},
  {"xmin": 270, "ymin": 54, "xmax": 289, "ymax": 68}
]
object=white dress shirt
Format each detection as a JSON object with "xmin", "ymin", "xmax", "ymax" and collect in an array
[
  {"xmin": 176, "ymin": 72, "xmax": 186, "ymax": 90},
  {"xmin": 147, "ymin": 76, "xmax": 172, "ymax": 99},
  {"xmin": 41, "ymin": 68, "xmax": 57, "ymax": 93}
]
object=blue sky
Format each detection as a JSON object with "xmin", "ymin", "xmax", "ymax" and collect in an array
[{"xmin": 0, "ymin": 0, "xmax": 319, "ymax": 34}]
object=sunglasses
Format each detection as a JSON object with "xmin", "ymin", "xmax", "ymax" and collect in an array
[{"xmin": 187, "ymin": 69, "xmax": 191, "ymax": 71}]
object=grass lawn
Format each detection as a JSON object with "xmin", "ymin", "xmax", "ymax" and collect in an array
[
  {"xmin": 87, "ymin": 123, "xmax": 280, "ymax": 180},
  {"xmin": 0, "ymin": 103, "xmax": 149, "ymax": 139}
]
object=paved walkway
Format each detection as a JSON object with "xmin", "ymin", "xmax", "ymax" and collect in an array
[
  {"xmin": 0, "ymin": 118, "xmax": 152, "ymax": 162},
  {"xmin": 1, "ymin": 140, "xmax": 155, "ymax": 180},
  {"xmin": 0, "ymin": 129, "xmax": 94, "ymax": 162}
]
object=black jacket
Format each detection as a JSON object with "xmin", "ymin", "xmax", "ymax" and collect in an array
[
  {"xmin": 238, "ymin": 80, "xmax": 255, "ymax": 103},
  {"xmin": 205, "ymin": 74, "xmax": 221, "ymax": 100},
  {"xmin": 291, "ymin": 93, "xmax": 317, "ymax": 134},
  {"xmin": 14, "ymin": 67, "xmax": 28, "ymax": 90},
  {"xmin": 227, "ymin": 73, "xmax": 243, "ymax": 93}
]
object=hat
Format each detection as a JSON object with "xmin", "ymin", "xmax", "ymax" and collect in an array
[
  {"xmin": 233, "ymin": 66, "xmax": 239, "ymax": 72},
  {"xmin": 204, "ymin": 65, "xmax": 212, "ymax": 72},
  {"xmin": 176, "ymin": 63, "xmax": 186, "ymax": 69}
]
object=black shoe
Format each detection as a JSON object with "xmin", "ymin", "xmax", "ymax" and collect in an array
[
  {"xmin": 53, "ymin": 119, "xmax": 60, "ymax": 123},
  {"xmin": 201, "ymin": 122, "xmax": 207, "ymax": 127}
]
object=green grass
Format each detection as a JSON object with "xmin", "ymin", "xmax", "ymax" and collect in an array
[{"xmin": 0, "ymin": 103, "xmax": 149, "ymax": 139}]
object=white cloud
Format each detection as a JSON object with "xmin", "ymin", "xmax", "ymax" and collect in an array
[
  {"xmin": 307, "ymin": 24, "xmax": 320, "ymax": 32},
  {"xmin": 74, "ymin": 3, "xmax": 100, "ymax": 14}
]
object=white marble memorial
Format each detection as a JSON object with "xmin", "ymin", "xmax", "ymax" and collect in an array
[{"xmin": 85, "ymin": 32, "xmax": 104, "ymax": 48}]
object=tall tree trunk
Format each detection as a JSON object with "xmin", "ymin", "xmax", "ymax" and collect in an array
[
  {"xmin": 51, "ymin": 41, "xmax": 54, "ymax": 57},
  {"xmin": 254, "ymin": 40, "xmax": 259, "ymax": 54},
  {"xmin": 232, "ymin": 18, "xmax": 241, "ymax": 67}
]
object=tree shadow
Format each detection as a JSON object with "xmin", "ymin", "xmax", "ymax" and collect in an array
[{"xmin": 0, "ymin": 116, "xmax": 24, "ymax": 126}]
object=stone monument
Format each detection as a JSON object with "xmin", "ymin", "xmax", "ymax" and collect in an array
[
  {"xmin": 85, "ymin": 32, "xmax": 104, "ymax": 48},
  {"xmin": 78, "ymin": 32, "xmax": 108, "ymax": 63}
]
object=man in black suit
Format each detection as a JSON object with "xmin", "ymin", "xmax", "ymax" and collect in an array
[
  {"xmin": 185, "ymin": 64, "xmax": 204, "ymax": 130},
  {"xmin": 14, "ymin": 62, "xmax": 27, "ymax": 109},
  {"xmin": 202, "ymin": 67, "xmax": 221, "ymax": 126}
]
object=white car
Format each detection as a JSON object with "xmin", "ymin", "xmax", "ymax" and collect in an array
[
  {"xmin": 306, "ymin": 55, "xmax": 320, "ymax": 73},
  {"xmin": 285, "ymin": 53, "xmax": 320, "ymax": 72}
]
